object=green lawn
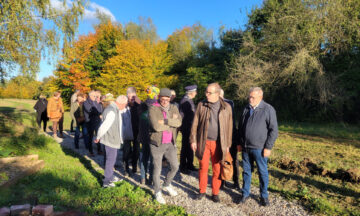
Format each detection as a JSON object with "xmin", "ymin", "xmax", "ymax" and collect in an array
[{"xmin": 0, "ymin": 99, "xmax": 188, "ymax": 215}]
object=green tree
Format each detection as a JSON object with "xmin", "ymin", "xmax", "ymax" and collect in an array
[{"xmin": 0, "ymin": 0, "xmax": 86, "ymax": 82}]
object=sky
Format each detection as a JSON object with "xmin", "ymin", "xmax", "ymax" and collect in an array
[{"xmin": 37, "ymin": 0, "xmax": 264, "ymax": 81}]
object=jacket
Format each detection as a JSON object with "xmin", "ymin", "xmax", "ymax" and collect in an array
[
  {"xmin": 179, "ymin": 95, "xmax": 196, "ymax": 134},
  {"xmin": 148, "ymin": 103, "xmax": 182, "ymax": 147},
  {"xmin": 83, "ymin": 98, "xmax": 103, "ymax": 124},
  {"xmin": 190, "ymin": 98, "xmax": 233, "ymax": 161},
  {"xmin": 47, "ymin": 97, "xmax": 64, "ymax": 119},
  {"xmin": 237, "ymin": 100, "xmax": 278, "ymax": 150}
]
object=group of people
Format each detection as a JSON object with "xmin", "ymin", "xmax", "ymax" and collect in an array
[{"xmin": 33, "ymin": 83, "xmax": 278, "ymax": 207}]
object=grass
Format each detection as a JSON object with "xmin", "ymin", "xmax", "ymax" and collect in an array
[{"xmin": 0, "ymin": 99, "xmax": 188, "ymax": 215}]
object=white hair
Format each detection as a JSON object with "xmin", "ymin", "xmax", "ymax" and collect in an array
[
  {"xmin": 219, "ymin": 89, "xmax": 224, "ymax": 98},
  {"xmin": 126, "ymin": 87, "xmax": 136, "ymax": 96},
  {"xmin": 170, "ymin": 90, "xmax": 176, "ymax": 96},
  {"xmin": 116, "ymin": 95, "xmax": 128, "ymax": 104},
  {"xmin": 249, "ymin": 87, "xmax": 263, "ymax": 96}
]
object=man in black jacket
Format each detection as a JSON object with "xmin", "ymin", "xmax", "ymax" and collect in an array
[
  {"xmin": 237, "ymin": 87, "xmax": 278, "ymax": 207},
  {"xmin": 179, "ymin": 85, "xmax": 197, "ymax": 174},
  {"xmin": 34, "ymin": 94, "xmax": 48, "ymax": 132}
]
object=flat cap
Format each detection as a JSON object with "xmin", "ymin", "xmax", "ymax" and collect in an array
[
  {"xmin": 159, "ymin": 88, "xmax": 172, "ymax": 97},
  {"xmin": 185, "ymin": 85, "xmax": 197, "ymax": 92}
]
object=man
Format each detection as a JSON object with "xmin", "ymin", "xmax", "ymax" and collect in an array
[
  {"xmin": 70, "ymin": 89, "xmax": 80, "ymax": 133},
  {"xmin": 84, "ymin": 90, "xmax": 103, "ymax": 156},
  {"xmin": 123, "ymin": 87, "xmax": 141, "ymax": 176},
  {"xmin": 179, "ymin": 85, "xmax": 197, "ymax": 174},
  {"xmin": 95, "ymin": 94, "xmax": 127, "ymax": 188},
  {"xmin": 190, "ymin": 83, "xmax": 233, "ymax": 203},
  {"xmin": 237, "ymin": 87, "xmax": 278, "ymax": 206},
  {"xmin": 170, "ymin": 89, "xmax": 179, "ymax": 109},
  {"xmin": 33, "ymin": 94, "xmax": 48, "ymax": 132},
  {"xmin": 219, "ymin": 89, "xmax": 240, "ymax": 190},
  {"xmin": 149, "ymin": 88, "xmax": 182, "ymax": 204}
]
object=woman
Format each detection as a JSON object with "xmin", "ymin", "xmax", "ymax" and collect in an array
[
  {"xmin": 47, "ymin": 91, "xmax": 64, "ymax": 138},
  {"xmin": 33, "ymin": 94, "xmax": 48, "ymax": 132},
  {"xmin": 71, "ymin": 93, "xmax": 89, "ymax": 149}
]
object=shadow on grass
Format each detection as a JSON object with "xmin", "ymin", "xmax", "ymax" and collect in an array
[{"xmin": 269, "ymin": 168, "xmax": 360, "ymax": 199}]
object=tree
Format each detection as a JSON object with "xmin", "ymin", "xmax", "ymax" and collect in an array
[{"xmin": 0, "ymin": 0, "xmax": 86, "ymax": 82}]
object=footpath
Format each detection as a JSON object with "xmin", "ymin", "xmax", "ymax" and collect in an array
[{"xmin": 53, "ymin": 131, "xmax": 310, "ymax": 216}]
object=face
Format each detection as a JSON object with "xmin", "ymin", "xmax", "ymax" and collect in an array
[
  {"xmin": 117, "ymin": 102, "xmax": 127, "ymax": 110},
  {"xmin": 77, "ymin": 96, "xmax": 85, "ymax": 103},
  {"xmin": 249, "ymin": 91, "xmax": 263, "ymax": 107},
  {"xmin": 159, "ymin": 96, "xmax": 170, "ymax": 107},
  {"xmin": 127, "ymin": 93, "xmax": 136, "ymax": 103},
  {"xmin": 205, "ymin": 86, "xmax": 219, "ymax": 103},
  {"xmin": 89, "ymin": 93, "xmax": 96, "ymax": 101}
]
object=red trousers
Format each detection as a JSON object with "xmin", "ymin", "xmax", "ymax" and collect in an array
[{"xmin": 199, "ymin": 140, "xmax": 222, "ymax": 195}]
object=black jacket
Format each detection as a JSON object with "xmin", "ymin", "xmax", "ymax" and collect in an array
[{"xmin": 179, "ymin": 95, "xmax": 196, "ymax": 133}]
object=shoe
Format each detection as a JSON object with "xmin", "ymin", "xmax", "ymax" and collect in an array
[
  {"xmin": 98, "ymin": 151, "xmax": 104, "ymax": 155},
  {"xmin": 196, "ymin": 193, "xmax": 206, "ymax": 200},
  {"xmin": 140, "ymin": 178, "xmax": 145, "ymax": 185},
  {"xmin": 103, "ymin": 182, "xmax": 115, "ymax": 188},
  {"xmin": 239, "ymin": 195, "xmax": 249, "ymax": 204},
  {"xmin": 58, "ymin": 133, "xmax": 64, "ymax": 138},
  {"xmin": 212, "ymin": 195, "xmax": 220, "ymax": 203},
  {"xmin": 229, "ymin": 183, "xmax": 241, "ymax": 191},
  {"xmin": 146, "ymin": 178, "xmax": 153, "ymax": 186},
  {"xmin": 163, "ymin": 185, "xmax": 178, "ymax": 196},
  {"xmin": 188, "ymin": 166, "xmax": 198, "ymax": 171},
  {"xmin": 260, "ymin": 197, "xmax": 270, "ymax": 207},
  {"xmin": 155, "ymin": 192, "xmax": 166, "ymax": 204},
  {"xmin": 180, "ymin": 168, "xmax": 191, "ymax": 175},
  {"xmin": 89, "ymin": 152, "xmax": 95, "ymax": 157},
  {"xmin": 110, "ymin": 176, "xmax": 122, "ymax": 183}
]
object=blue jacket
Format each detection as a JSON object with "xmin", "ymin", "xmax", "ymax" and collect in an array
[{"xmin": 237, "ymin": 100, "xmax": 278, "ymax": 150}]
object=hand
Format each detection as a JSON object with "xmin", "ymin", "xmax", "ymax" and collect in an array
[
  {"xmin": 237, "ymin": 145, "xmax": 242, "ymax": 152},
  {"xmin": 158, "ymin": 120, "xmax": 164, "ymax": 125},
  {"xmin": 94, "ymin": 139, "xmax": 100, "ymax": 143},
  {"xmin": 263, "ymin": 149, "xmax": 271, "ymax": 157},
  {"xmin": 191, "ymin": 142, "xmax": 197, "ymax": 152},
  {"xmin": 173, "ymin": 114, "xmax": 178, "ymax": 119}
]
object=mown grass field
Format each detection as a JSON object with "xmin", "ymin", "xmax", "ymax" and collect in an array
[
  {"xmin": 0, "ymin": 99, "xmax": 188, "ymax": 215},
  {"xmin": 0, "ymin": 99, "xmax": 359, "ymax": 215}
]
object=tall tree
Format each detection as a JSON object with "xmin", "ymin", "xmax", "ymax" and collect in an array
[{"xmin": 0, "ymin": 0, "xmax": 86, "ymax": 82}]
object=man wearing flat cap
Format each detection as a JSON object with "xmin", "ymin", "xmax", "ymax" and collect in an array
[
  {"xmin": 148, "ymin": 88, "xmax": 182, "ymax": 204},
  {"xmin": 179, "ymin": 84, "xmax": 197, "ymax": 174}
]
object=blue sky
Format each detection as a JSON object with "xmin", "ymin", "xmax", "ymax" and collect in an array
[{"xmin": 38, "ymin": 0, "xmax": 263, "ymax": 81}]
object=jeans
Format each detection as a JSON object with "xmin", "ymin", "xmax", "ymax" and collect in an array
[
  {"xmin": 103, "ymin": 146, "xmax": 118, "ymax": 185},
  {"xmin": 74, "ymin": 123, "xmax": 89, "ymax": 149},
  {"xmin": 140, "ymin": 141, "xmax": 153, "ymax": 180},
  {"xmin": 242, "ymin": 148, "xmax": 269, "ymax": 198},
  {"xmin": 150, "ymin": 143, "xmax": 179, "ymax": 194}
]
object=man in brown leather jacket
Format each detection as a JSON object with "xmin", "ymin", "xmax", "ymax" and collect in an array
[{"xmin": 190, "ymin": 83, "xmax": 233, "ymax": 203}]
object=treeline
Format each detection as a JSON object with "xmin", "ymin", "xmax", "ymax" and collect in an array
[{"xmin": 1, "ymin": 0, "xmax": 359, "ymax": 123}]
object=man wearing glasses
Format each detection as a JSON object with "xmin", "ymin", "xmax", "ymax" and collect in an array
[
  {"xmin": 190, "ymin": 83, "xmax": 233, "ymax": 203},
  {"xmin": 148, "ymin": 88, "xmax": 182, "ymax": 204}
]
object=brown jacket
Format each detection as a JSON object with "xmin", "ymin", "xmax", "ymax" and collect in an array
[
  {"xmin": 149, "ymin": 103, "xmax": 182, "ymax": 147},
  {"xmin": 47, "ymin": 97, "xmax": 64, "ymax": 120},
  {"xmin": 190, "ymin": 98, "xmax": 233, "ymax": 161}
]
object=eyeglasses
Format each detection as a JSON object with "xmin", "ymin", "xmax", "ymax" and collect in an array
[
  {"xmin": 160, "ymin": 98, "xmax": 170, "ymax": 102},
  {"xmin": 205, "ymin": 91, "xmax": 217, "ymax": 95}
]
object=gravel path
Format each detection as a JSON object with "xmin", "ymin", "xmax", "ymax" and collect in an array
[{"xmin": 51, "ymin": 131, "xmax": 311, "ymax": 216}]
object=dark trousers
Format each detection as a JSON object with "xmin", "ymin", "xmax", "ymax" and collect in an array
[
  {"xmin": 70, "ymin": 119, "xmax": 74, "ymax": 132},
  {"xmin": 36, "ymin": 112, "xmax": 47, "ymax": 132},
  {"xmin": 180, "ymin": 130, "xmax": 194, "ymax": 169},
  {"xmin": 230, "ymin": 143, "xmax": 240, "ymax": 186},
  {"xmin": 140, "ymin": 141, "xmax": 153, "ymax": 180},
  {"xmin": 74, "ymin": 123, "xmax": 88, "ymax": 149},
  {"xmin": 103, "ymin": 146, "xmax": 118, "ymax": 185},
  {"xmin": 85, "ymin": 122, "xmax": 101, "ymax": 154},
  {"xmin": 123, "ymin": 139, "xmax": 140, "ymax": 173},
  {"xmin": 242, "ymin": 148, "xmax": 269, "ymax": 198},
  {"xmin": 150, "ymin": 143, "xmax": 179, "ymax": 194}
]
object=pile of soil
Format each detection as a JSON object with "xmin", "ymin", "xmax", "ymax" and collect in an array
[{"xmin": 275, "ymin": 157, "xmax": 360, "ymax": 183}]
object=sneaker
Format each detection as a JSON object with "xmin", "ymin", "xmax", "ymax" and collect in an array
[
  {"xmin": 260, "ymin": 197, "xmax": 270, "ymax": 207},
  {"xmin": 163, "ymin": 185, "xmax": 178, "ymax": 196},
  {"xmin": 155, "ymin": 192, "xmax": 166, "ymax": 204},
  {"xmin": 140, "ymin": 178, "xmax": 145, "ymax": 185},
  {"xmin": 212, "ymin": 194, "xmax": 220, "ymax": 203},
  {"xmin": 103, "ymin": 182, "xmax": 115, "ymax": 188},
  {"xmin": 110, "ymin": 176, "xmax": 122, "ymax": 183},
  {"xmin": 196, "ymin": 193, "xmax": 206, "ymax": 200}
]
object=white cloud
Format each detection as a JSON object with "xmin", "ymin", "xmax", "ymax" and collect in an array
[{"xmin": 49, "ymin": 0, "xmax": 116, "ymax": 22}]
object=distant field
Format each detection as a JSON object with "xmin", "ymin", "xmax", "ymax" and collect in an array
[{"xmin": 0, "ymin": 99, "xmax": 359, "ymax": 215}]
